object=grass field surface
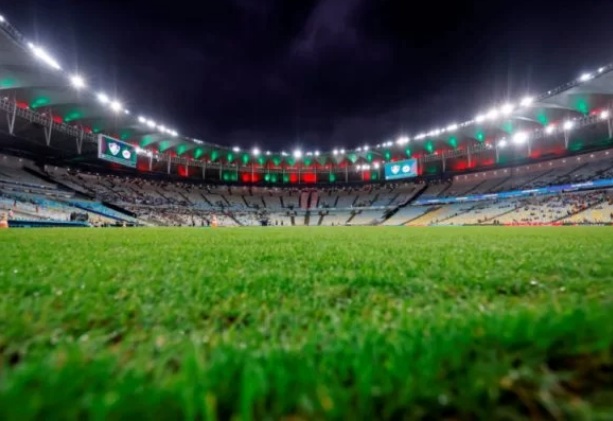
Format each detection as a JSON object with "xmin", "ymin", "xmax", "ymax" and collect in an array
[{"xmin": 0, "ymin": 227, "xmax": 612, "ymax": 420}]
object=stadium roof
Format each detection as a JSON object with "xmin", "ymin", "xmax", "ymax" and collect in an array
[{"xmin": 2, "ymin": 11, "xmax": 613, "ymax": 172}]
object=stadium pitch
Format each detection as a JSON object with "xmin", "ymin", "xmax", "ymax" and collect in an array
[{"xmin": 0, "ymin": 227, "xmax": 612, "ymax": 419}]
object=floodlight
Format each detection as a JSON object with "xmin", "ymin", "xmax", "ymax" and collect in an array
[
  {"xmin": 500, "ymin": 103, "xmax": 514, "ymax": 115},
  {"xmin": 232, "ymin": 146, "xmax": 240, "ymax": 152},
  {"xmin": 293, "ymin": 149, "xmax": 302, "ymax": 159},
  {"xmin": 475, "ymin": 114, "xmax": 486, "ymax": 123},
  {"xmin": 545, "ymin": 124, "xmax": 555, "ymax": 134},
  {"xmin": 520, "ymin": 96, "xmax": 534, "ymax": 107},
  {"xmin": 487, "ymin": 108, "xmax": 499, "ymax": 120},
  {"xmin": 601, "ymin": 110, "xmax": 610, "ymax": 120},
  {"xmin": 333, "ymin": 149, "xmax": 339, "ymax": 155},
  {"xmin": 512, "ymin": 132, "xmax": 528, "ymax": 144},
  {"xmin": 97, "ymin": 93, "xmax": 109, "ymax": 104},
  {"xmin": 0, "ymin": 15, "xmax": 5, "ymax": 23},
  {"xmin": 146, "ymin": 119, "xmax": 156, "ymax": 128},
  {"xmin": 70, "ymin": 74, "xmax": 86, "ymax": 89},
  {"xmin": 110, "ymin": 101, "xmax": 122, "ymax": 112},
  {"xmin": 563, "ymin": 120, "xmax": 574, "ymax": 130},
  {"xmin": 265, "ymin": 151, "xmax": 271, "ymax": 156},
  {"xmin": 397, "ymin": 136, "xmax": 409, "ymax": 145},
  {"xmin": 138, "ymin": 116, "xmax": 146, "ymax": 123},
  {"xmin": 498, "ymin": 139, "xmax": 508, "ymax": 148},
  {"xmin": 315, "ymin": 150, "xmax": 320, "ymax": 156},
  {"xmin": 364, "ymin": 145, "xmax": 370, "ymax": 151},
  {"xmin": 30, "ymin": 45, "xmax": 62, "ymax": 70},
  {"xmin": 446, "ymin": 124, "xmax": 458, "ymax": 132},
  {"xmin": 252, "ymin": 147, "xmax": 260, "ymax": 156},
  {"xmin": 579, "ymin": 73, "xmax": 593, "ymax": 82},
  {"xmin": 340, "ymin": 149, "xmax": 345, "ymax": 154}
]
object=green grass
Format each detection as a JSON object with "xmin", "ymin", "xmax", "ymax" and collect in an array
[{"xmin": 0, "ymin": 227, "xmax": 612, "ymax": 420}]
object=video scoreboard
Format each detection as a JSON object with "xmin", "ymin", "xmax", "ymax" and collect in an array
[{"xmin": 98, "ymin": 135, "xmax": 137, "ymax": 168}]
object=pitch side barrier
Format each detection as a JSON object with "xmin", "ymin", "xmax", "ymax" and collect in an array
[{"xmin": 413, "ymin": 178, "xmax": 613, "ymax": 206}]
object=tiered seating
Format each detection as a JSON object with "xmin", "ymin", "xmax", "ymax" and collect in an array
[
  {"xmin": 407, "ymin": 203, "xmax": 473, "ymax": 226},
  {"xmin": 381, "ymin": 206, "xmax": 429, "ymax": 226},
  {"xmin": 347, "ymin": 209, "xmax": 385, "ymax": 225}
]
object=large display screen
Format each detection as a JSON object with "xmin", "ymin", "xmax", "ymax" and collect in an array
[
  {"xmin": 384, "ymin": 159, "xmax": 418, "ymax": 180},
  {"xmin": 98, "ymin": 135, "xmax": 137, "ymax": 168}
]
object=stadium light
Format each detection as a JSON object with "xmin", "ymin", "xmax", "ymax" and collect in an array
[
  {"xmin": 293, "ymin": 149, "xmax": 302, "ymax": 159},
  {"xmin": 340, "ymin": 149, "xmax": 345, "ymax": 154},
  {"xmin": 545, "ymin": 124, "xmax": 556, "ymax": 134},
  {"xmin": 124, "ymin": 109, "xmax": 130, "ymax": 115},
  {"xmin": 397, "ymin": 136, "xmax": 409, "ymax": 145},
  {"xmin": 0, "ymin": 15, "xmax": 5, "ymax": 23},
  {"xmin": 252, "ymin": 147, "xmax": 260, "ymax": 156},
  {"xmin": 415, "ymin": 133, "xmax": 426, "ymax": 140},
  {"xmin": 170, "ymin": 130, "xmax": 178, "ymax": 137},
  {"xmin": 29, "ymin": 44, "xmax": 62, "ymax": 70},
  {"xmin": 265, "ymin": 151, "xmax": 271, "ymax": 156},
  {"xmin": 110, "ymin": 100, "xmax": 122, "ymax": 113},
  {"xmin": 500, "ymin": 103, "xmax": 514, "ymax": 115},
  {"xmin": 333, "ymin": 149, "xmax": 339, "ymax": 156},
  {"xmin": 446, "ymin": 124, "xmax": 458, "ymax": 132},
  {"xmin": 498, "ymin": 139, "xmax": 508, "ymax": 148},
  {"xmin": 374, "ymin": 162, "xmax": 380, "ymax": 169},
  {"xmin": 315, "ymin": 150, "xmax": 320, "ymax": 156},
  {"xmin": 232, "ymin": 146, "xmax": 240, "ymax": 152},
  {"xmin": 146, "ymin": 119, "xmax": 156, "ymax": 128},
  {"xmin": 512, "ymin": 132, "xmax": 529, "ymax": 144},
  {"xmin": 520, "ymin": 96, "xmax": 534, "ymax": 107},
  {"xmin": 97, "ymin": 93, "xmax": 110, "ymax": 104},
  {"xmin": 70, "ymin": 74, "xmax": 86, "ymax": 89},
  {"xmin": 601, "ymin": 110, "xmax": 610, "ymax": 120},
  {"xmin": 579, "ymin": 73, "xmax": 593, "ymax": 82},
  {"xmin": 357, "ymin": 147, "xmax": 362, "ymax": 152},
  {"xmin": 486, "ymin": 108, "xmax": 499, "ymax": 120},
  {"xmin": 138, "ymin": 116, "xmax": 146, "ymax": 123},
  {"xmin": 563, "ymin": 120, "xmax": 575, "ymax": 130},
  {"xmin": 599, "ymin": 67, "xmax": 605, "ymax": 73},
  {"xmin": 363, "ymin": 145, "xmax": 370, "ymax": 151},
  {"xmin": 475, "ymin": 114, "xmax": 486, "ymax": 123}
]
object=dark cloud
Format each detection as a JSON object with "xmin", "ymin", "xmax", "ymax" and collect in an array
[{"xmin": 3, "ymin": 0, "xmax": 613, "ymax": 151}]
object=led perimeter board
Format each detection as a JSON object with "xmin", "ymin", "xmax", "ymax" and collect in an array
[
  {"xmin": 98, "ymin": 135, "xmax": 137, "ymax": 168},
  {"xmin": 384, "ymin": 158, "xmax": 418, "ymax": 180}
]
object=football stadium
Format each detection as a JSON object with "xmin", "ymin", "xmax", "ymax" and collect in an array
[{"xmin": 1, "ymin": 6, "xmax": 613, "ymax": 420}]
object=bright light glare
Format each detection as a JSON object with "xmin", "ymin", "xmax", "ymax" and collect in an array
[
  {"xmin": 333, "ymin": 149, "xmax": 339, "ymax": 155},
  {"xmin": 601, "ymin": 110, "xmax": 610, "ymax": 120},
  {"xmin": 30, "ymin": 44, "xmax": 62, "ymax": 70},
  {"xmin": 363, "ymin": 145, "xmax": 369, "ymax": 151},
  {"xmin": 498, "ymin": 139, "xmax": 508, "ymax": 148},
  {"xmin": 138, "ymin": 116, "xmax": 146, "ymax": 123},
  {"xmin": 293, "ymin": 149, "xmax": 302, "ymax": 159},
  {"xmin": 0, "ymin": 15, "xmax": 5, "ymax": 23},
  {"xmin": 97, "ymin": 93, "xmax": 109, "ymax": 104},
  {"xmin": 340, "ymin": 149, "xmax": 345, "ymax": 154},
  {"xmin": 446, "ymin": 124, "xmax": 458, "ymax": 132},
  {"xmin": 579, "ymin": 73, "xmax": 593, "ymax": 82},
  {"xmin": 70, "ymin": 74, "xmax": 85, "ymax": 89},
  {"xmin": 520, "ymin": 96, "xmax": 534, "ymax": 107},
  {"xmin": 232, "ymin": 146, "xmax": 240, "ymax": 152},
  {"xmin": 397, "ymin": 136, "xmax": 409, "ymax": 145},
  {"xmin": 563, "ymin": 120, "xmax": 575, "ymax": 130},
  {"xmin": 252, "ymin": 147, "xmax": 260, "ymax": 156},
  {"xmin": 545, "ymin": 124, "xmax": 555, "ymax": 134},
  {"xmin": 487, "ymin": 108, "xmax": 499, "ymax": 120},
  {"xmin": 475, "ymin": 114, "xmax": 486, "ymax": 123},
  {"xmin": 110, "ymin": 101, "xmax": 122, "ymax": 112},
  {"xmin": 513, "ymin": 132, "xmax": 529, "ymax": 144},
  {"xmin": 501, "ymin": 103, "xmax": 514, "ymax": 115},
  {"xmin": 315, "ymin": 150, "xmax": 320, "ymax": 156},
  {"xmin": 146, "ymin": 120, "xmax": 156, "ymax": 128}
]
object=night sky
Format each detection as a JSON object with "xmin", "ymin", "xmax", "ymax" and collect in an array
[{"xmin": 3, "ymin": 0, "xmax": 613, "ymax": 151}]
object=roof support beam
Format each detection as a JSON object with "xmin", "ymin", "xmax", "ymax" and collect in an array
[
  {"xmin": 6, "ymin": 98, "xmax": 16, "ymax": 135},
  {"xmin": 43, "ymin": 111, "xmax": 53, "ymax": 146},
  {"xmin": 76, "ymin": 129, "xmax": 84, "ymax": 155}
]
